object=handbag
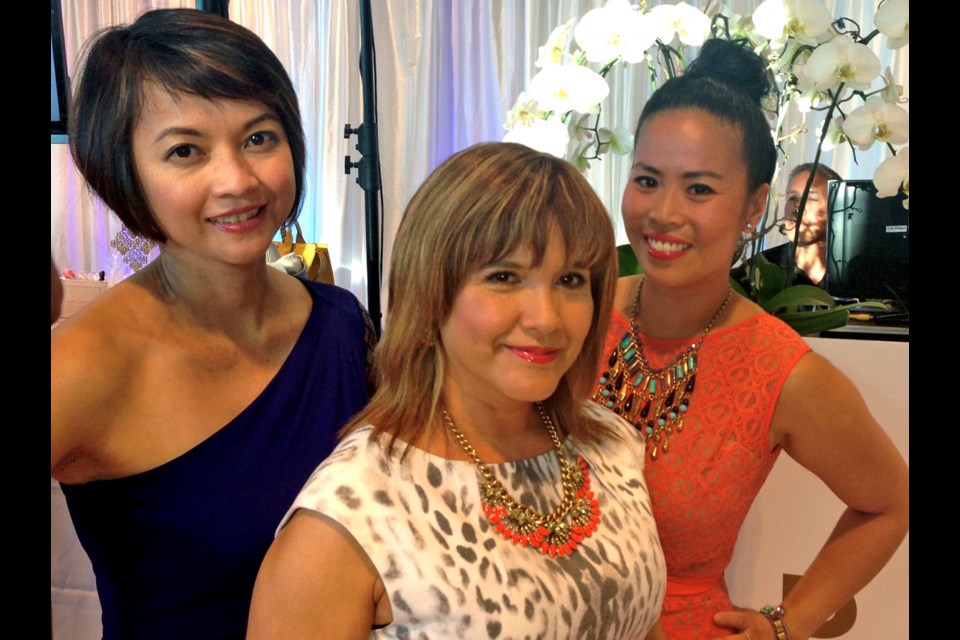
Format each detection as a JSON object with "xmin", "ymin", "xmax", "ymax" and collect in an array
[{"xmin": 274, "ymin": 220, "xmax": 335, "ymax": 284}]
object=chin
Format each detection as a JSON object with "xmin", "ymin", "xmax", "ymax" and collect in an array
[{"xmin": 502, "ymin": 380, "xmax": 565, "ymax": 405}]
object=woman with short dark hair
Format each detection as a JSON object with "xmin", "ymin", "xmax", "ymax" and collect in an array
[{"xmin": 51, "ymin": 9, "xmax": 373, "ymax": 638}]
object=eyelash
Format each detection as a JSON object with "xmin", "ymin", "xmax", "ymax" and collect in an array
[
  {"xmin": 486, "ymin": 271, "xmax": 517, "ymax": 284},
  {"xmin": 246, "ymin": 130, "xmax": 279, "ymax": 147},
  {"xmin": 167, "ymin": 144, "xmax": 197, "ymax": 160},
  {"xmin": 164, "ymin": 130, "xmax": 280, "ymax": 161},
  {"xmin": 633, "ymin": 176, "xmax": 714, "ymax": 197},
  {"xmin": 633, "ymin": 175, "xmax": 657, "ymax": 188},
  {"xmin": 484, "ymin": 271, "xmax": 587, "ymax": 288},
  {"xmin": 559, "ymin": 272, "xmax": 587, "ymax": 288}
]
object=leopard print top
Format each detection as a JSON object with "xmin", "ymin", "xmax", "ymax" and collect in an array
[{"xmin": 281, "ymin": 402, "xmax": 665, "ymax": 639}]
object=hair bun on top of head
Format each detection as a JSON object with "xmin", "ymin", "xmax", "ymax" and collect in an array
[{"xmin": 683, "ymin": 38, "xmax": 771, "ymax": 106}]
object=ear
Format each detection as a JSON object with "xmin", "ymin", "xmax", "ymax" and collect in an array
[{"xmin": 746, "ymin": 183, "xmax": 770, "ymax": 229}]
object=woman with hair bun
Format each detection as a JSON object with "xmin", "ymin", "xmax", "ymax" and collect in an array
[{"xmin": 591, "ymin": 39, "xmax": 908, "ymax": 639}]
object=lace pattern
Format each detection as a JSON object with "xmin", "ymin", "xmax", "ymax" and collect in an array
[{"xmin": 598, "ymin": 309, "xmax": 811, "ymax": 637}]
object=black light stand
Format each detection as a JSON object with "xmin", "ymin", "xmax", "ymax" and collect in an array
[
  {"xmin": 197, "ymin": 0, "xmax": 230, "ymax": 18},
  {"xmin": 344, "ymin": 0, "xmax": 382, "ymax": 336}
]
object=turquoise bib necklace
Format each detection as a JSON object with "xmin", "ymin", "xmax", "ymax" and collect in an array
[{"xmin": 593, "ymin": 279, "xmax": 731, "ymax": 460}]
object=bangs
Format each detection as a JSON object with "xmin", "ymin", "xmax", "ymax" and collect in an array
[
  {"xmin": 396, "ymin": 142, "xmax": 615, "ymax": 320},
  {"xmin": 454, "ymin": 162, "xmax": 613, "ymax": 279}
]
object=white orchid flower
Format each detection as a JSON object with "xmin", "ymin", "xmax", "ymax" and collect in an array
[
  {"xmin": 598, "ymin": 126, "xmax": 635, "ymax": 156},
  {"xmin": 873, "ymin": 147, "xmax": 908, "ymax": 209},
  {"xmin": 771, "ymin": 38, "xmax": 804, "ymax": 73},
  {"xmin": 842, "ymin": 95, "xmax": 908, "ymax": 150},
  {"xmin": 790, "ymin": 58, "xmax": 832, "ymax": 111},
  {"xmin": 703, "ymin": 0, "xmax": 729, "ymax": 19},
  {"xmin": 880, "ymin": 67, "xmax": 908, "ymax": 104},
  {"xmin": 503, "ymin": 114, "xmax": 571, "ymax": 158},
  {"xmin": 805, "ymin": 36, "xmax": 881, "ymax": 91},
  {"xmin": 751, "ymin": 0, "xmax": 833, "ymax": 46},
  {"xmin": 572, "ymin": 139, "xmax": 596, "ymax": 172},
  {"xmin": 504, "ymin": 92, "xmax": 545, "ymax": 130},
  {"xmin": 674, "ymin": 2, "xmax": 713, "ymax": 45},
  {"xmin": 536, "ymin": 18, "xmax": 577, "ymax": 68},
  {"xmin": 649, "ymin": 3, "xmax": 681, "ymax": 44},
  {"xmin": 649, "ymin": 2, "xmax": 712, "ymax": 47},
  {"xmin": 875, "ymin": 0, "xmax": 909, "ymax": 50},
  {"xmin": 705, "ymin": 2, "xmax": 756, "ymax": 41},
  {"xmin": 816, "ymin": 114, "xmax": 847, "ymax": 150},
  {"xmin": 730, "ymin": 11, "xmax": 766, "ymax": 42},
  {"xmin": 568, "ymin": 113, "xmax": 597, "ymax": 145},
  {"xmin": 574, "ymin": 0, "xmax": 658, "ymax": 64},
  {"xmin": 528, "ymin": 64, "xmax": 610, "ymax": 115}
]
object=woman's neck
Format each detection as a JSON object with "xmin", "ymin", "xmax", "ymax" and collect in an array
[
  {"xmin": 628, "ymin": 275, "xmax": 732, "ymax": 340},
  {"xmin": 137, "ymin": 250, "xmax": 284, "ymax": 333},
  {"xmin": 437, "ymin": 388, "xmax": 552, "ymax": 463}
]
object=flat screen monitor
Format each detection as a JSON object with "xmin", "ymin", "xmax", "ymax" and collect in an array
[{"xmin": 825, "ymin": 179, "xmax": 909, "ymax": 304}]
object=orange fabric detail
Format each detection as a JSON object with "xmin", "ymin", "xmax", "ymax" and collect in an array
[
  {"xmin": 666, "ymin": 574, "xmax": 723, "ymax": 596},
  {"xmin": 597, "ymin": 307, "xmax": 811, "ymax": 637}
]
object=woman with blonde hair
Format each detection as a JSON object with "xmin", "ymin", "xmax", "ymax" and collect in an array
[{"xmin": 250, "ymin": 142, "xmax": 666, "ymax": 639}]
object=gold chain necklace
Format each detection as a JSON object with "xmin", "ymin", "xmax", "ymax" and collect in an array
[
  {"xmin": 441, "ymin": 402, "xmax": 601, "ymax": 558},
  {"xmin": 592, "ymin": 279, "xmax": 731, "ymax": 460}
]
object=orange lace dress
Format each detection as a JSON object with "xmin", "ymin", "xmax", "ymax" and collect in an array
[{"xmin": 597, "ymin": 308, "xmax": 811, "ymax": 638}]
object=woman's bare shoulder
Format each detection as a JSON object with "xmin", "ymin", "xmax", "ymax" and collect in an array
[
  {"xmin": 52, "ymin": 278, "xmax": 161, "ymax": 366},
  {"xmin": 722, "ymin": 291, "xmax": 766, "ymax": 327},
  {"xmin": 51, "ymin": 280, "xmax": 163, "ymax": 477}
]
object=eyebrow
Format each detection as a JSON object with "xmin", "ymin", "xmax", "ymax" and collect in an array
[
  {"xmin": 631, "ymin": 161, "xmax": 724, "ymax": 180},
  {"xmin": 151, "ymin": 112, "xmax": 282, "ymax": 144},
  {"xmin": 483, "ymin": 255, "xmax": 589, "ymax": 270}
]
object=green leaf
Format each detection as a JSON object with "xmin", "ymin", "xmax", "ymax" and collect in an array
[
  {"xmin": 617, "ymin": 244, "xmax": 643, "ymax": 277},
  {"xmin": 769, "ymin": 300, "xmax": 888, "ymax": 335},
  {"xmin": 741, "ymin": 254, "xmax": 785, "ymax": 305},
  {"xmin": 729, "ymin": 277, "xmax": 748, "ymax": 297},
  {"xmin": 762, "ymin": 284, "xmax": 836, "ymax": 313},
  {"xmin": 776, "ymin": 306, "xmax": 850, "ymax": 335}
]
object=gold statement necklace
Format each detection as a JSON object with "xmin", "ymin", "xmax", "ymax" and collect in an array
[
  {"xmin": 592, "ymin": 279, "xmax": 731, "ymax": 460},
  {"xmin": 441, "ymin": 402, "xmax": 601, "ymax": 558}
]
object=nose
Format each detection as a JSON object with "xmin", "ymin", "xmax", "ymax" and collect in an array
[
  {"xmin": 646, "ymin": 185, "xmax": 683, "ymax": 227},
  {"xmin": 211, "ymin": 150, "xmax": 260, "ymax": 198},
  {"xmin": 520, "ymin": 285, "xmax": 562, "ymax": 335}
]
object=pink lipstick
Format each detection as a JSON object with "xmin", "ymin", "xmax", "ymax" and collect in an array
[{"xmin": 508, "ymin": 346, "xmax": 560, "ymax": 364}]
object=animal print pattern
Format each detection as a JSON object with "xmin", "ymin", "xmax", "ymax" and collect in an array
[{"xmin": 281, "ymin": 402, "xmax": 666, "ymax": 639}]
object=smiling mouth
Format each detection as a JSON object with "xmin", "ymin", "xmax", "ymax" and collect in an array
[
  {"xmin": 214, "ymin": 207, "xmax": 263, "ymax": 224},
  {"xmin": 646, "ymin": 237, "xmax": 690, "ymax": 252},
  {"xmin": 508, "ymin": 346, "xmax": 560, "ymax": 364}
]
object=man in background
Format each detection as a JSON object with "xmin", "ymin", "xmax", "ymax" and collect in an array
[{"xmin": 733, "ymin": 162, "xmax": 842, "ymax": 288}]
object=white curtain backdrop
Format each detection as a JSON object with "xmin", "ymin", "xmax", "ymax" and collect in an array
[
  {"xmin": 51, "ymin": 0, "xmax": 907, "ymax": 310},
  {"xmin": 50, "ymin": 2, "xmax": 908, "ymax": 638}
]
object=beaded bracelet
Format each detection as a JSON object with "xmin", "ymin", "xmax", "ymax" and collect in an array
[{"xmin": 760, "ymin": 604, "xmax": 790, "ymax": 640}]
